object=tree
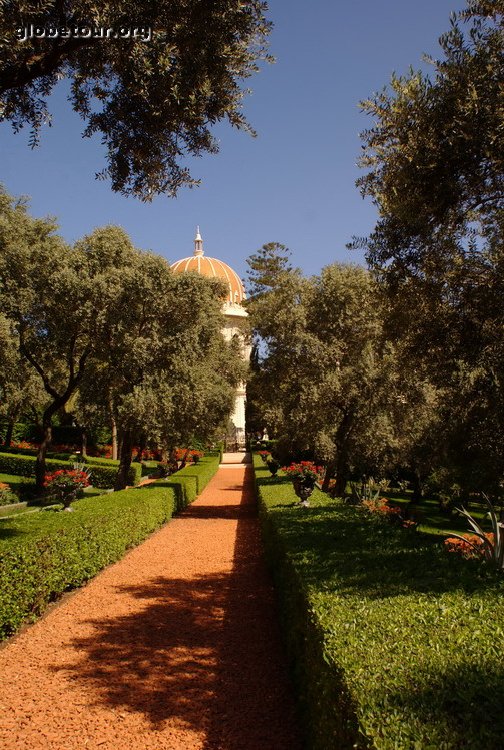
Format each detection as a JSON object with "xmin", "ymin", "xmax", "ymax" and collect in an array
[
  {"xmin": 247, "ymin": 253, "xmax": 410, "ymax": 495},
  {"xmin": 76, "ymin": 247, "xmax": 244, "ymax": 489},
  {"xmin": 0, "ymin": 186, "xmax": 245, "ymax": 490},
  {"xmin": 246, "ymin": 242, "xmax": 294, "ymax": 300},
  {"xmin": 356, "ymin": 0, "xmax": 503, "ymax": 276},
  {"xmin": 0, "ymin": 314, "xmax": 46, "ymax": 446},
  {"xmin": 355, "ymin": 1, "xmax": 504, "ymax": 494},
  {"xmin": 0, "ymin": 196, "xmax": 142, "ymax": 489},
  {"xmin": 0, "ymin": 1, "xmax": 272, "ymax": 200}
]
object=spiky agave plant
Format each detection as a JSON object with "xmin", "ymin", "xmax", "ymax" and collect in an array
[{"xmin": 449, "ymin": 494, "xmax": 504, "ymax": 571}]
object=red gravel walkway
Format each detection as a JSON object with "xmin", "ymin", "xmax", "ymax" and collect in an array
[{"xmin": 0, "ymin": 466, "xmax": 302, "ymax": 750}]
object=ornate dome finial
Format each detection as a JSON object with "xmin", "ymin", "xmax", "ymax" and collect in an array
[{"xmin": 194, "ymin": 226, "xmax": 204, "ymax": 256}]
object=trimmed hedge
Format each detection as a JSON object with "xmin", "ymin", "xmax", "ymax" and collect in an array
[
  {"xmin": 253, "ymin": 453, "xmax": 504, "ymax": 750},
  {"xmin": 0, "ymin": 452, "xmax": 142, "ymax": 489},
  {"xmin": 163, "ymin": 454, "xmax": 220, "ymax": 508},
  {"xmin": 0, "ymin": 453, "xmax": 220, "ymax": 639}
]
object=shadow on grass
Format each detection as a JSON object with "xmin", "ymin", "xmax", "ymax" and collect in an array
[
  {"xmin": 379, "ymin": 662, "xmax": 504, "ymax": 749},
  {"xmin": 0, "ymin": 524, "xmax": 27, "ymax": 539},
  {"xmin": 256, "ymin": 475, "xmax": 293, "ymax": 487},
  {"xmin": 57, "ymin": 466, "xmax": 302, "ymax": 749}
]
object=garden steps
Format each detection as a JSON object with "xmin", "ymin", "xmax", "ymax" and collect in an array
[{"xmin": 220, "ymin": 451, "xmax": 251, "ymax": 467}]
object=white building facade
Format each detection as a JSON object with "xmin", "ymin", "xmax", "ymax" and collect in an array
[{"xmin": 171, "ymin": 230, "xmax": 250, "ymax": 447}]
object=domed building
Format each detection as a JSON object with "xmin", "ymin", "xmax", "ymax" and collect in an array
[{"xmin": 171, "ymin": 229, "xmax": 250, "ymax": 448}]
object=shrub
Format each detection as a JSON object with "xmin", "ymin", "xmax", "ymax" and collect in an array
[
  {"xmin": 163, "ymin": 454, "xmax": 220, "ymax": 508},
  {"xmin": 253, "ymin": 453, "xmax": 504, "ymax": 750},
  {"xmin": 0, "ymin": 452, "xmax": 141, "ymax": 489},
  {"xmin": 0, "ymin": 453, "xmax": 220, "ymax": 639},
  {"xmin": 444, "ymin": 494, "xmax": 504, "ymax": 570},
  {"xmin": 0, "ymin": 482, "xmax": 19, "ymax": 506}
]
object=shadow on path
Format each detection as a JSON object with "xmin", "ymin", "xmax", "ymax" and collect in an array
[{"xmin": 58, "ymin": 468, "xmax": 302, "ymax": 749}]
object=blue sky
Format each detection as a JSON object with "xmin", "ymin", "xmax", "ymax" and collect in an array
[{"xmin": 1, "ymin": 0, "xmax": 462, "ymax": 284}]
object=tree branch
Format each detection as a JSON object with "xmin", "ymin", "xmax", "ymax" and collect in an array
[
  {"xmin": 19, "ymin": 339, "xmax": 61, "ymax": 401},
  {"xmin": 0, "ymin": 37, "xmax": 97, "ymax": 94}
]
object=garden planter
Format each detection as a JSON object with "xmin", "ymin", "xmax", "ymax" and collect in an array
[{"xmin": 293, "ymin": 477, "xmax": 315, "ymax": 507}]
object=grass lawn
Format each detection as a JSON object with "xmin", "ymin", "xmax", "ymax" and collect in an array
[
  {"xmin": 0, "ymin": 472, "xmax": 108, "ymax": 518},
  {"xmin": 0, "ymin": 472, "xmax": 35, "ymax": 494},
  {"xmin": 384, "ymin": 489, "xmax": 492, "ymax": 538}
]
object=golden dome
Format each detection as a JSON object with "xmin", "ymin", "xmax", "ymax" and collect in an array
[{"xmin": 170, "ymin": 228, "xmax": 246, "ymax": 305}]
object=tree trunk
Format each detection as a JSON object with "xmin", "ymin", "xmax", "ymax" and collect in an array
[
  {"xmin": 114, "ymin": 429, "xmax": 133, "ymax": 491},
  {"xmin": 321, "ymin": 460, "xmax": 336, "ymax": 492},
  {"xmin": 81, "ymin": 429, "xmax": 88, "ymax": 459},
  {"xmin": 411, "ymin": 470, "xmax": 424, "ymax": 503},
  {"xmin": 111, "ymin": 416, "xmax": 118, "ymax": 460},
  {"xmin": 3, "ymin": 416, "xmax": 15, "ymax": 447},
  {"xmin": 334, "ymin": 464, "xmax": 349, "ymax": 498},
  {"xmin": 168, "ymin": 447, "xmax": 179, "ymax": 474},
  {"xmin": 134, "ymin": 433, "xmax": 147, "ymax": 463},
  {"xmin": 179, "ymin": 448, "xmax": 191, "ymax": 470},
  {"xmin": 332, "ymin": 411, "xmax": 353, "ymax": 498},
  {"xmin": 35, "ymin": 417, "xmax": 54, "ymax": 491}
]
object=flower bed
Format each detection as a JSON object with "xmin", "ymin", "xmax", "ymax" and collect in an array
[{"xmin": 253, "ymin": 453, "xmax": 504, "ymax": 750}]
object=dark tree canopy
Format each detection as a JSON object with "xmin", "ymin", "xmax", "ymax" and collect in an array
[
  {"xmin": 0, "ymin": 1, "xmax": 272, "ymax": 199},
  {"xmin": 355, "ymin": 0, "xmax": 503, "ymax": 277}
]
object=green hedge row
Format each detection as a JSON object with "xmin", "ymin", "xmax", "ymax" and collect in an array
[
  {"xmin": 253, "ymin": 454, "xmax": 504, "ymax": 750},
  {"xmin": 0, "ymin": 451, "xmax": 142, "ymax": 489},
  {"xmin": 0, "ymin": 453, "xmax": 220, "ymax": 639},
  {"xmin": 164, "ymin": 454, "xmax": 221, "ymax": 507},
  {"xmin": 0, "ymin": 421, "xmax": 111, "ymax": 446}
]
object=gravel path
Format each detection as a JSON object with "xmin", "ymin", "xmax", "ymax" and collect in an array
[{"xmin": 0, "ymin": 467, "xmax": 302, "ymax": 750}]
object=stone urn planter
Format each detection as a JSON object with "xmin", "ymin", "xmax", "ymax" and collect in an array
[
  {"xmin": 267, "ymin": 458, "xmax": 280, "ymax": 476},
  {"xmin": 293, "ymin": 477, "xmax": 315, "ymax": 506},
  {"xmin": 284, "ymin": 462, "xmax": 322, "ymax": 508}
]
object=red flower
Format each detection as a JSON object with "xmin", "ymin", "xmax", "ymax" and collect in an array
[{"xmin": 283, "ymin": 461, "xmax": 323, "ymax": 482}]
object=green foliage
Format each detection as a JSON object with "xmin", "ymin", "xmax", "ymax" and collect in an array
[
  {"xmin": 162, "ymin": 454, "xmax": 220, "ymax": 508},
  {"xmin": 0, "ymin": 195, "xmax": 241, "ymax": 491},
  {"xmin": 0, "ymin": 484, "xmax": 176, "ymax": 639},
  {"xmin": 349, "ymin": 479, "xmax": 380, "ymax": 504},
  {"xmin": 355, "ymin": 2, "xmax": 504, "ymax": 494},
  {"xmin": 43, "ymin": 467, "xmax": 91, "ymax": 509},
  {"xmin": 253, "ymin": 454, "xmax": 504, "ymax": 749},
  {"xmin": 0, "ymin": 484, "xmax": 19, "ymax": 506},
  {"xmin": 247, "ymin": 258, "xmax": 417, "ymax": 493},
  {"xmin": 0, "ymin": 453, "xmax": 219, "ymax": 639},
  {"xmin": 357, "ymin": 1, "xmax": 504, "ymax": 269},
  {"xmin": 0, "ymin": 1, "xmax": 272, "ymax": 199},
  {"xmin": 0, "ymin": 315, "xmax": 46, "ymax": 436},
  {"xmin": 0, "ymin": 451, "xmax": 141, "ymax": 489},
  {"xmin": 451, "ymin": 494, "xmax": 504, "ymax": 570}
]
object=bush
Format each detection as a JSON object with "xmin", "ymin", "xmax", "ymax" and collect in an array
[
  {"xmin": 253, "ymin": 453, "xmax": 504, "ymax": 750},
  {"xmin": 0, "ymin": 452, "xmax": 141, "ymax": 489},
  {"xmin": 0, "ymin": 421, "xmax": 38, "ymax": 443},
  {"xmin": 163, "ymin": 454, "xmax": 220, "ymax": 509},
  {"xmin": 0, "ymin": 453, "xmax": 220, "ymax": 639},
  {"xmin": 0, "ymin": 482, "xmax": 20, "ymax": 506}
]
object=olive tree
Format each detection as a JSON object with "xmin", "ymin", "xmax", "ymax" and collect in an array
[{"xmin": 0, "ymin": 0, "xmax": 272, "ymax": 199}]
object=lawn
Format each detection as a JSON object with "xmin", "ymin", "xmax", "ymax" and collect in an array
[
  {"xmin": 0, "ymin": 472, "xmax": 34, "ymax": 494},
  {"xmin": 383, "ymin": 490, "xmax": 492, "ymax": 538},
  {"xmin": 0, "ymin": 471, "xmax": 108, "ymax": 518}
]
